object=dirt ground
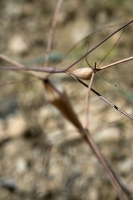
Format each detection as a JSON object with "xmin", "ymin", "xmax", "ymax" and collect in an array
[{"xmin": 0, "ymin": 0, "xmax": 133, "ymax": 200}]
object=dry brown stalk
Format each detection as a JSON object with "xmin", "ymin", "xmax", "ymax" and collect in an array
[
  {"xmin": 84, "ymin": 129, "xmax": 129, "ymax": 200},
  {"xmin": 66, "ymin": 19, "xmax": 133, "ymax": 71},
  {"xmin": 43, "ymin": 79, "xmax": 83, "ymax": 131},
  {"xmin": 97, "ymin": 56, "xmax": 133, "ymax": 71},
  {"xmin": 44, "ymin": 0, "xmax": 64, "ymax": 69},
  {"xmin": 0, "ymin": 53, "xmax": 44, "ymax": 79},
  {"xmin": 76, "ymin": 78, "xmax": 133, "ymax": 120},
  {"xmin": 42, "ymin": 13, "xmax": 133, "ymax": 197},
  {"xmin": 0, "ymin": 3, "xmax": 133, "ymax": 199},
  {"xmin": 84, "ymin": 64, "xmax": 96, "ymax": 129},
  {"xmin": 43, "ymin": 77, "xmax": 131, "ymax": 200},
  {"xmin": 67, "ymin": 73, "xmax": 132, "ymax": 200}
]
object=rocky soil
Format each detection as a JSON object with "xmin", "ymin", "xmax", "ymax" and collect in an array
[{"xmin": 0, "ymin": 0, "xmax": 133, "ymax": 199}]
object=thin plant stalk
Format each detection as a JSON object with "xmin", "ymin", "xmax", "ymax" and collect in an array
[
  {"xmin": 0, "ymin": 21, "xmax": 133, "ymax": 200},
  {"xmin": 97, "ymin": 28, "xmax": 125, "ymax": 68},
  {"xmin": 54, "ymin": 21, "xmax": 130, "ymax": 68},
  {"xmin": 84, "ymin": 64, "xmax": 96, "ymax": 129},
  {"xmin": 84, "ymin": 128, "xmax": 129, "ymax": 200},
  {"xmin": 0, "ymin": 56, "xmax": 133, "ymax": 120},
  {"xmin": 1, "ymin": 55, "xmax": 133, "ymax": 76},
  {"xmin": 0, "ymin": 53, "xmax": 44, "ymax": 79},
  {"xmin": 97, "ymin": 56, "xmax": 133, "ymax": 71},
  {"xmin": 44, "ymin": 70, "xmax": 132, "ymax": 199},
  {"xmin": 67, "ymin": 71, "xmax": 131, "ymax": 199},
  {"xmin": 66, "ymin": 19, "xmax": 133, "ymax": 71},
  {"xmin": 0, "ymin": 65, "xmax": 66, "ymax": 73},
  {"xmin": 44, "ymin": 0, "xmax": 64, "ymax": 68},
  {"xmin": 77, "ymin": 78, "xmax": 133, "ymax": 120}
]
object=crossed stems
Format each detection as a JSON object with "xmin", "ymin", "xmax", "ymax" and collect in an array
[
  {"xmin": 0, "ymin": 53, "xmax": 133, "ymax": 120},
  {"xmin": 0, "ymin": 18, "xmax": 133, "ymax": 200}
]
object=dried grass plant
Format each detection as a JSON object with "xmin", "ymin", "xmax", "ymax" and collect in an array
[{"xmin": 0, "ymin": 1, "xmax": 133, "ymax": 200}]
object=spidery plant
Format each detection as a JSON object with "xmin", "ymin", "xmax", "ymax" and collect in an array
[{"xmin": 0, "ymin": 1, "xmax": 133, "ymax": 200}]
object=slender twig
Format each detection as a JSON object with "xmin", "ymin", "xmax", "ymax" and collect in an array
[
  {"xmin": 77, "ymin": 78, "xmax": 133, "ymax": 120},
  {"xmin": 58, "ymin": 72, "xmax": 131, "ymax": 199},
  {"xmin": 0, "ymin": 53, "xmax": 44, "ymax": 79},
  {"xmin": 84, "ymin": 63, "xmax": 96, "ymax": 129},
  {"xmin": 44, "ymin": 0, "xmax": 64, "ymax": 68},
  {"xmin": 66, "ymin": 20, "xmax": 133, "ymax": 71},
  {"xmin": 84, "ymin": 128, "xmax": 129, "ymax": 200},
  {"xmin": 1, "ymin": 16, "xmax": 132, "ymax": 200},
  {"xmin": 1, "ymin": 55, "xmax": 133, "ymax": 75},
  {"xmin": 0, "ymin": 65, "xmax": 65, "ymax": 73},
  {"xmin": 0, "ymin": 53, "xmax": 25, "ymax": 68},
  {"xmin": 54, "ymin": 21, "xmax": 130, "ymax": 68},
  {"xmin": 1, "ymin": 62, "xmax": 133, "ymax": 120},
  {"xmin": 66, "ymin": 72, "xmax": 131, "ymax": 198},
  {"xmin": 97, "ymin": 56, "xmax": 133, "ymax": 71},
  {"xmin": 97, "ymin": 28, "xmax": 125, "ymax": 68}
]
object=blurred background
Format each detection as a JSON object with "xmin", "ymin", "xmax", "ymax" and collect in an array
[{"xmin": 0, "ymin": 0, "xmax": 133, "ymax": 199}]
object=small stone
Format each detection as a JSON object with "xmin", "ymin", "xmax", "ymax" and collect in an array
[
  {"xmin": 118, "ymin": 158, "xmax": 133, "ymax": 174},
  {"xmin": 89, "ymin": 188, "xmax": 98, "ymax": 200},
  {"xmin": 8, "ymin": 34, "xmax": 28, "ymax": 55},
  {"xmin": 94, "ymin": 127, "xmax": 120, "ymax": 143},
  {"xmin": 71, "ymin": 21, "xmax": 91, "ymax": 43},
  {"xmin": 0, "ymin": 178, "xmax": 16, "ymax": 192},
  {"xmin": 7, "ymin": 114, "xmax": 27, "ymax": 138},
  {"xmin": 16, "ymin": 158, "xmax": 28, "ymax": 174}
]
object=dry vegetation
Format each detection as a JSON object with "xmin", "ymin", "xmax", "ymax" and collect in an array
[{"xmin": 0, "ymin": 0, "xmax": 133, "ymax": 200}]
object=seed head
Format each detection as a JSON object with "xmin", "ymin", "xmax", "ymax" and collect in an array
[{"xmin": 67, "ymin": 67, "xmax": 93, "ymax": 80}]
